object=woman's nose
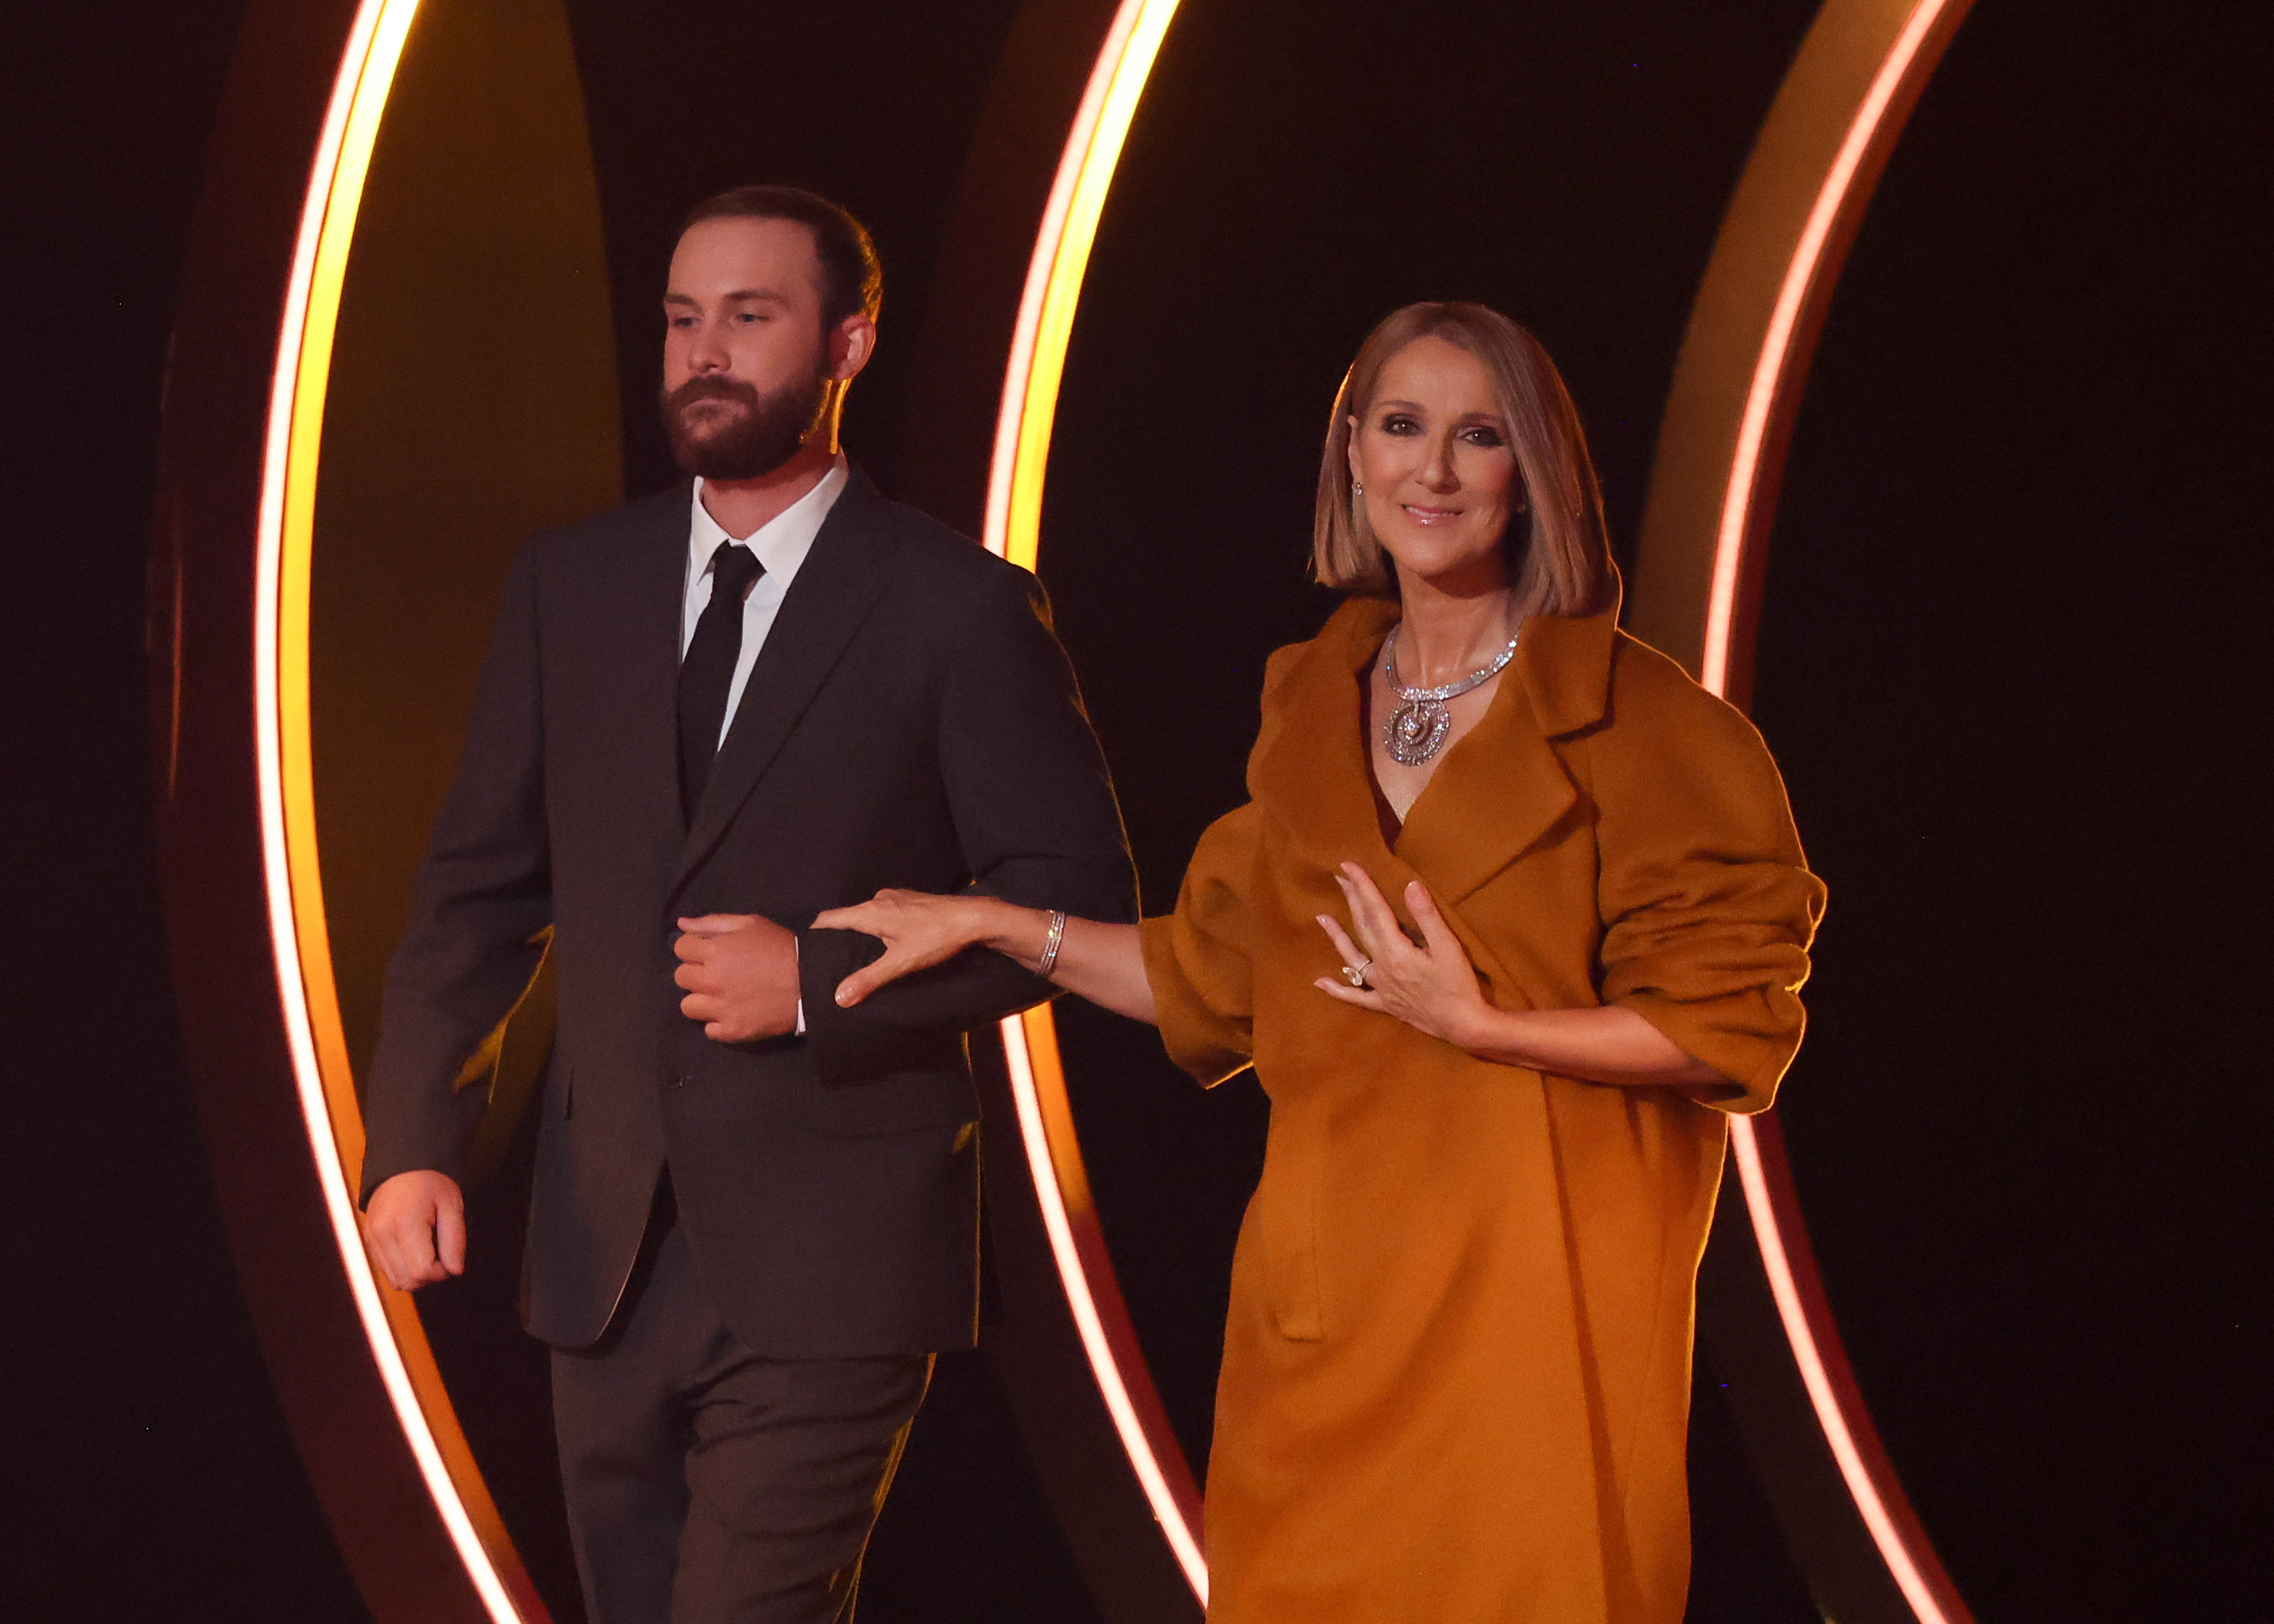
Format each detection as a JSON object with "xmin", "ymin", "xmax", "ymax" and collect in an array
[{"xmin": 1419, "ymin": 433, "xmax": 1460, "ymax": 490}]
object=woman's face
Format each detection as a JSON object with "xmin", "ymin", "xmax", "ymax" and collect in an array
[{"xmin": 1346, "ymin": 336, "xmax": 1522, "ymax": 593}]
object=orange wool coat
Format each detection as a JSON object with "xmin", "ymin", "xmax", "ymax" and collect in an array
[{"xmin": 1139, "ymin": 593, "xmax": 1825, "ymax": 1624}]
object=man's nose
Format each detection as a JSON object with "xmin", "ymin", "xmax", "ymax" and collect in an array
[{"xmin": 687, "ymin": 322, "xmax": 730, "ymax": 373}]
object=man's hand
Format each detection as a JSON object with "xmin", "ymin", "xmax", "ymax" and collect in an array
[
  {"xmin": 675, "ymin": 912, "xmax": 801, "ymax": 1041},
  {"xmin": 361, "ymin": 1169, "xmax": 467, "ymax": 1292}
]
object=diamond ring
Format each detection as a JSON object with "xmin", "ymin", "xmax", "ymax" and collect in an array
[{"xmin": 1340, "ymin": 959, "xmax": 1373, "ymax": 987}]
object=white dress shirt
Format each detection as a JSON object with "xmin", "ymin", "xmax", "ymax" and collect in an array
[
  {"xmin": 683, "ymin": 455, "xmax": 848, "ymax": 746},
  {"xmin": 682, "ymin": 455, "xmax": 847, "ymax": 1035}
]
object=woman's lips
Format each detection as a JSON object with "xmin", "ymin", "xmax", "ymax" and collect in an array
[{"xmin": 1402, "ymin": 504, "xmax": 1463, "ymax": 524}]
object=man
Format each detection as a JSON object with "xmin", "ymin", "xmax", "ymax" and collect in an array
[{"xmin": 359, "ymin": 185, "xmax": 1134, "ymax": 1623}]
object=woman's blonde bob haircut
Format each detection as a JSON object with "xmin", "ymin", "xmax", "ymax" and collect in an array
[{"xmin": 1314, "ymin": 302, "xmax": 1615, "ymax": 616}]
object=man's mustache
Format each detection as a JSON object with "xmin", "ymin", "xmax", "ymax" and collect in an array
[{"xmin": 663, "ymin": 376, "xmax": 760, "ymax": 413}]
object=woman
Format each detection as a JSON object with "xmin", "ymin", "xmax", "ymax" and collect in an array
[{"xmin": 816, "ymin": 303, "xmax": 1824, "ymax": 1623}]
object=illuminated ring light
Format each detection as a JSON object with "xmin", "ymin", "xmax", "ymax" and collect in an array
[
  {"xmin": 1633, "ymin": 2, "xmax": 1979, "ymax": 1622},
  {"xmin": 251, "ymin": 5, "xmax": 1210, "ymax": 1619},
  {"xmin": 989, "ymin": 2, "xmax": 1977, "ymax": 1622},
  {"xmin": 255, "ymin": 1, "xmax": 539, "ymax": 1619},
  {"xmin": 979, "ymin": 0, "xmax": 1210, "ymax": 1605}
]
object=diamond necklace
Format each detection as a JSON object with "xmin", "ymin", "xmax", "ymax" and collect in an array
[{"xmin": 1380, "ymin": 621, "xmax": 1521, "ymax": 766}]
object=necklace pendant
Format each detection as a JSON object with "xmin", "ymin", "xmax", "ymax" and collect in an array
[
  {"xmin": 1378, "ymin": 620, "xmax": 1521, "ymax": 768},
  {"xmin": 1385, "ymin": 698, "xmax": 1452, "ymax": 765}
]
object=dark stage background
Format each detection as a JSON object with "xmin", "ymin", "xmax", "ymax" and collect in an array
[{"xmin": 5, "ymin": 2, "xmax": 2268, "ymax": 1621}]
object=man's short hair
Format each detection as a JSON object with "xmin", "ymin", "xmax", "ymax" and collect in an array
[{"xmin": 681, "ymin": 185, "xmax": 883, "ymax": 330}]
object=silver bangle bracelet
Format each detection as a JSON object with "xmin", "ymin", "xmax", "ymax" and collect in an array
[{"xmin": 1033, "ymin": 909, "xmax": 1068, "ymax": 978}]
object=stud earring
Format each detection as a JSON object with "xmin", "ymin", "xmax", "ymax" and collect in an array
[{"xmin": 1352, "ymin": 480, "xmax": 1365, "ymax": 496}]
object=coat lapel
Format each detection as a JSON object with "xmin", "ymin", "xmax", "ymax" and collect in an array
[
  {"xmin": 1246, "ymin": 598, "xmax": 1406, "ymax": 883},
  {"xmin": 1397, "ymin": 599, "xmax": 1618, "ymax": 906},
  {"xmin": 1250, "ymin": 591, "xmax": 1624, "ymax": 911},
  {"xmin": 1392, "ymin": 665, "xmax": 1578, "ymax": 906},
  {"xmin": 671, "ymin": 467, "xmax": 899, "ymax": 892}
]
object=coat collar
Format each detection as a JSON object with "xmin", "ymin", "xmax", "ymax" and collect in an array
[
  {"xmin": 670, "ymin": 464, "xmax": 901, "ymax": 894},
  {"xmin": 1246, "ymin": 576, "xmax": 1622, "ymax": 907}
]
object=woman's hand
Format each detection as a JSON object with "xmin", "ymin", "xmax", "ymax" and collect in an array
[
  {"xmin": 1313, "ymin": 862, "xmax": 1493, "ymax": 1047},
  {"xmin": 1314, "ymin": 861, "xmax": 1723, "ymax": 1086},
  {"xmin": 813, "ymin": 890, "xmax": 1018, "ymax": 1008}
]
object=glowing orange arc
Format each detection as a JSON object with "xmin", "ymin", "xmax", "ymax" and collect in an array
[
  {"xmin": 1697, "ymin": 3, "xmax": 1977, "ymax": 1623},
  {"xmin": 1702, "ymin": 0, "xmax": 1962, "ymax": 695},
  {"xmin": 982, "ymin": 0, "xmax": 1209, "ymax": 1605},
  {"xmin": 255, "ymin": 0, "xmax": 541, "ymax": 1618},
  {"xmin": 996, "ymin": 5, "xmax": 1979, "ymax": 1624}
]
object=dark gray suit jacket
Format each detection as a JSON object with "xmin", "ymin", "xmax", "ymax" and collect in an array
[{"xmin": 360, "ymin": 468, "xmax": 1135, "ymax": 1356}]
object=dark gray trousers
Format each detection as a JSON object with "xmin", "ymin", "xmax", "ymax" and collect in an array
[{"xmin": 551, "ymin": 1187, "xmax": 932, "ymax": 1624}]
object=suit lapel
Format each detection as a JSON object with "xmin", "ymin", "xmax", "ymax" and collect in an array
[
  {"xmin": 672, "ymin": 468, "xmax": 899, "ymax": 891},
  {"xmin": 587, "ymin": 484, "xmax": 692, "ymax": 853}
]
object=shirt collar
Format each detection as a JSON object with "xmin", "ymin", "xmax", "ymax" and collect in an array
[{"xmin": 688, "ymin": 454, "xmax": 849, "ymax": 585}]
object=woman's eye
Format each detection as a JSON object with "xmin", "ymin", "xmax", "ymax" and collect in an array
[
  {"xmin": 1379, "ymin": 415, "xmax": 1419, "ymax": 435},
  {"xmin": 1463, "ymin": 427, "xmax": 1505, "ymax": 447}
]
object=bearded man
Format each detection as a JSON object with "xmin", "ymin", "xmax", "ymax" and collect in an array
[{"xmin": 356, "ymin": 186, "xmax": 1134, "ymax": 1624}]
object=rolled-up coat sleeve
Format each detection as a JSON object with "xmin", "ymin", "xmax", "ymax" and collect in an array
[
  {"xmin": 1140, "ymin": 801, "xmax": 1264, "ymax": 1087},
  {"xmin": 1588, "ymin": 677, "xmax": 1826, "ymax": 1112}
]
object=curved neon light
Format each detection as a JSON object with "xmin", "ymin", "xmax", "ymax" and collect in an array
[
  {"xmin": 1701, "ymin": 0, "xmax": 1960, "ymax": 696},
  {"xmin": 255, "ymin": 1, "xmax": 543, "ymax": 1619},
  {"xmin": 258, "ymin": 2, "xmax": 1201, "ymax": 1613},
  {"xmin": 980, "ymin": 0, "xmax": 1210, "ymax": 1604},
  {"xmin": 995, "ymin": 5, "xmax": 1977, "ymax": 1622},
  {"xmin": 1696, "ymin": 4, "xmax": 1975, "ymax": 1622}
]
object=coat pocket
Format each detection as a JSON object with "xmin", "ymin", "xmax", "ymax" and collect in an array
[{"xmin": 1256, "ymin": 1115, "xmax": 1324, "ymax": 1341}]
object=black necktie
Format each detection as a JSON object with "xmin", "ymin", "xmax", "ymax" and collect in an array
[{"xmin": 678, "ymin": 542, "xmax": 764, "ymax": 816}]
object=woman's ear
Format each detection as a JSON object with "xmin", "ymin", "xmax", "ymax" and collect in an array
[{"xmin": 1345, "ymin": 416, "xmax": 1364, "ymax": 487}]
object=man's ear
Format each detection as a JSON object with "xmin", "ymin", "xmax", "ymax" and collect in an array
[{"xmin": 831, "ymin": 314, "xmax": 878, "ymax": 383}]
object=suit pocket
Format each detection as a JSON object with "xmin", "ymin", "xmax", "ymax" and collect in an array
[{"xmin": 1257, "ymin": 1115, "xmax": 1325, "ymax": 1341}]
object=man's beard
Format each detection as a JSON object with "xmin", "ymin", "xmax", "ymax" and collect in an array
[{"xmin": 659, "ymin": 368, "xmax": 831, "ymax": 481}]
